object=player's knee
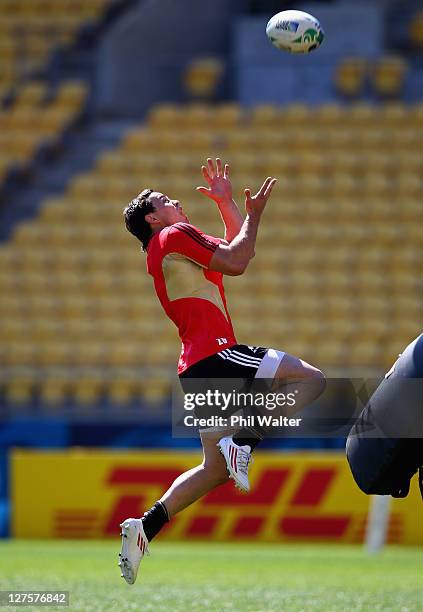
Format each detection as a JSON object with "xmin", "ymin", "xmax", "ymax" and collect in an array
[{"xmin": 306, "ymin": 367, "xmax": 326, "ymax": 397}]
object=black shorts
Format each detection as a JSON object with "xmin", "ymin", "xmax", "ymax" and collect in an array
[
  {"xmin": 179, "ymin": 344, "xmax": 269, "ymax": 379},
  {"xmin": 178, "ymin": 344, "xmax": 286, "ymax": 431}
]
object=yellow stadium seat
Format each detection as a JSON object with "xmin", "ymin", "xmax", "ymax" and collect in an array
[
  {"xmin": 0, "ymin": 317, "xmax": 31, "ymax": 341},
  {"xmin": 360, "ymin": 152, "xmax": 393, "ymax": 174},
  {"xmin": 182, "ymin": 103, "xmax": 213, "ymax": 129},
  {"xmin": 40, "ymin": 376, "xmax": 70, "ymax": 407},
  {"xmin": 259, "ymin": 151, "xmax": 295, "ymax": 176},
  {"xmin": 250, "ymin": 105, "xmax": 280, "ymax": 127},
  {"xmin": 183, "ymin": 57, "xmax": 224, "ymax": 99},
  {"xmin": 315, "ymin": 340, "xmax": 346, "ymax": 367},
  {"xmin": 108, "ymin": 379, "xmax": 136, "ymax": 405},
  {"xmin": 54, "ymin": 80, "xmax": 88, "ymax": 109},
  {"xmin": 279, "ymin": 104, "xmax": 311, "ymax": 126},
  {"xmin": 5, "ymin": 378, "xmax": 34, "ymax": 405},
  {"xmin": 146, "ymin": 342, "xmax": 176, "ymax": 367},
  {"xmin": 390, "ymin": 129, "xmax": 419, "ymax": 153},
  {"xmin": 24, "ymin": 35, "xmax": 51, "ymax": 60},
  {"xmin": 370, "ymin": 56, "xmax": 408, "ymax": 99},
  {"xmin": 96, "ymin": 151, "xmax": 132, "ymax": 175},
  {"xmin": 377, "ymin": 102, "xmax": 407, "ymax": 127},
  {"xmin": 348, "ymin": 103, "xmax": 377, "ymax": 126},
  {"xmin": 72, "ymin": 377, "xmax": 104, "ymax": 406},
  {"xmin": 78, "ymin": 0, "xmax": 107, "ymax": 19},
  {"xmin": 224, "ymin": 130, "xmax": 255, "ymax": 152},
  {"xmin": 395, "ymin": 172, "xmax": 422, "ymax": 197},
  {"xmin": 409, "ymin": 11, "xmax": 423, "ymax": 48},
  {"xmin": 335, "ymin": 57, "xmax": 368, "ymax": 98},
  {"xmin": 313, "ymin": 104, "xmax": 345, "ymax": 127},
  {"xmin": 409, "ymin": 103, "xmax": 423, "ymax": 128},
  {"xmin": 3, "ymin": 341, "xmax": 37, "ymax": 367},
  {"xmin": 147, "ymin": 104, "xmax": 181, "ymax": 129},
  {"xmin": 106, "ymin": 343, "xmax": 142, "ymax": 368},
  {"xmin": 3, "ymin": 132, "xmax": 39, "ymax": 162},
  {"xmin": 183, "ymin": 129, "xmax": 217, "ymax": 152},
  {"xmin": 214, "ymin": 103, "xmax": 242, "ymax": 129},
  {"xmin": 139, "ymin": 377, "xmax": 171, "ymax": 405},
  {"xmin": 121, "ymin": 128, "xmax": 158, "ymax": 152}
]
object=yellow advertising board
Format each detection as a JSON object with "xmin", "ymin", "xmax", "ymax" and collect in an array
[{"xmin": 11, "ymin": 449, "xmax": 423, "ymax": 544}]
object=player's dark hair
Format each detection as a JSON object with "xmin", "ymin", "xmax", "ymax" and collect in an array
[{"xmin": 123, "ymin": 189, "xmax": 156, "ymax": 251}]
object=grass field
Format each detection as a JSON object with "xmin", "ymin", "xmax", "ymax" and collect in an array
[{"xmin": 0, "ymin": 541, "xmax": 422, "ymax": 611}]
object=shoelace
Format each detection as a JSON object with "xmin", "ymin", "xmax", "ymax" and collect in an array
[{"xmin": 237, "ymin": 448, "xmax": 252, "ymax": 475}]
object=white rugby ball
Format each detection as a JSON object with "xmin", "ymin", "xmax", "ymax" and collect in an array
[{"xmin": 266, "ymin": 10, "xmax": 324, "ymax": 54}]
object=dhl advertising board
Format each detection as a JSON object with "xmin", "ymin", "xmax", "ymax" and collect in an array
[{"xmin": 11, "ymin": 450, "xmax": 423, "ymax": 544}]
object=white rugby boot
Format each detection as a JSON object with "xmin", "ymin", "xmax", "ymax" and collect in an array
[
  {"xmin": 217, "ymin": 435, "xmax": 252, "ymax": 493},
  {"xmin": 118, "ymin": 518, "xmax": 149, "ymax": 585}
]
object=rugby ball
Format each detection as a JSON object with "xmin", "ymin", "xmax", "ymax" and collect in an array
[{"xmin": 266, "ymin": 10, "xmax": 324, "ymax": 54}]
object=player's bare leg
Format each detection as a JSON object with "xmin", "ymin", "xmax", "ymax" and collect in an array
[
  {"xmin": 118, "ymin": 430, "xmax": 231, "ymax": 584},
  {"xmin": 159, "ymin": 431, "xmax": 231, "ymax": 516},
  {"xmin": 219, "ymin": 353, "xmax": 326, "ymax": 492},
  {"xmin": 272, "ymin": 353, "xmax": 326, "ymax": 416}
]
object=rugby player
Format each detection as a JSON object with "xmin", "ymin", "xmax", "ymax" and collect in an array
[{"xmin": 119, "ymin": 158, "xmax": 325, "ymax": 584}]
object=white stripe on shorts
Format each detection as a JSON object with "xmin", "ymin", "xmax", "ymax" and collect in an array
[
  {"xmin": 231, "ymin": 349, "xmax": 262, "ymax": 365},
  {"xmin": 224, "ymin": 355, "xmax": 261, "ymax": 369},
  {"xmin": 219, "ymin": 353, "xmax": 262, "ymax": 368},
  {"xmin": 218, "ymin": 348, "xmax": 262, "ymax": 367},
  {"xmin": 254, "ymin": 348, "xmax": 285, "ymax": 379}
]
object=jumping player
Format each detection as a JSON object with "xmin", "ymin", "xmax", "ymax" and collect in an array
[{"xmin": 119, "ymin": 158, "xmax": 325, "ymax": 584}]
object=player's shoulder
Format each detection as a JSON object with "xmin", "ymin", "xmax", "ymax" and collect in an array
[
  {"xmin": 162, "ymin": 222, "xmax": 208, "ymax": 243},
  {"xmin": 166, "ymin": 222, "xmax": 204, "ymax": 236},
  {"xmin": 161, "ymin": 223, "xmax": 220, "ymax": 251}
]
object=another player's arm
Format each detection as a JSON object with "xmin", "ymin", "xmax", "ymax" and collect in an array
[
  {"xmin": 208, "ymin": 177, "xmax": 277, "ymax": 276},
  {"xmin": 196, "ymin": 158, "xmax": 243, "ymax": 244}
]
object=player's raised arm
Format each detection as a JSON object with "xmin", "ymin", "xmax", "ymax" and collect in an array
[
  {"xmin": 208, "ymin": 176, "xmax": 277, "ymax": 276},
  {"xmin": 196, "ymin": 158, "xmax": 243, "ymax": 243}
]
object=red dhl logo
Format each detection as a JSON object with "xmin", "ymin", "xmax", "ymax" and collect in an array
[{"xmin": 53, "ymin": 464, "xmax": 403, "ymax": 542}]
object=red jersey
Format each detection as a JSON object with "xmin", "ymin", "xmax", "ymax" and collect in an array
[{"xmin": 146, "ymin": 222, "xmax": 237, "ymax": 374}]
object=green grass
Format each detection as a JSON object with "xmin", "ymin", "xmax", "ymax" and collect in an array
[{"xmin": 0, "ymin": 541, "xmax": 422, "ymax": 611}]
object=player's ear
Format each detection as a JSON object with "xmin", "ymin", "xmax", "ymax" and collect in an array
[{"xmin": 145, "ymin": 212, "xmax": 159, "ymax": 224}]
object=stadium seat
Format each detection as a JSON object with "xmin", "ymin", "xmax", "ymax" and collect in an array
[
  {"xmin": 14, "ymin": 80, "xmax": 48, "ymax": 107},
  {"xmin": 139, "ymin": 377, "xmax": 171, "ymax": 405},
  {"xmin": 279, "ymin": 104, "xmax": 311, "ymax": 126},
  {"xmin": 146, "ymin": 104, "xmax": 180, "ymax": 129},
  {"xmin": 250, "ymin": 105, "xmax": 280, "ymax": 127},
  {"xmin": 370, "ymin": 56, "xmax": 408, "ymax": 99},
  {"xmin": 313, "ymin": 104, "xmax": 345, "ymax": 127},
  {"xmin": 183, "ymin": 57, "xmax": 224, "ymax": 100},
  {"xmin": 213, "ymin": 103, "xmax": 243, "ymax": 129},
  {"xmin": 409, "ymin": 11, "xmax": 423, "ymax": 49},
  {"xmin": 72, "ymin": 377, "xmax": 104, "ymax": 406},
  {"xmin": 334, "ymin": 57, "xmax": 368, "ymax": 98},
  {"xmin": 5, "ymin": 378, "xmax": 34, "ymax": 406},
  {"xmin": 108, "ymin": 378, "xmax": 136, "ymax": 405},
  {"xmin": 40, "ymin": 376, "xmax": 70, "ymax": 407}
]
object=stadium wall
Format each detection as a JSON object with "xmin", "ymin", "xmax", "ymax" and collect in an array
[
  {"xmin": 96, "ymin": 0, "xmax": 244, "ymax": 117},
  {"xmin": 11, "ymin": 450, "xmax": 423, "ymax": 544}
]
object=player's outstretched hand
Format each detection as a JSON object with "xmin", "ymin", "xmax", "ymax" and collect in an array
[
  {"xmin": 245, "ymin": 177, "xmax": 277, "ymax": 217},
  {"xmin": 196, "ymin": 158, "xmax": 233, "ymax": 205}
]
